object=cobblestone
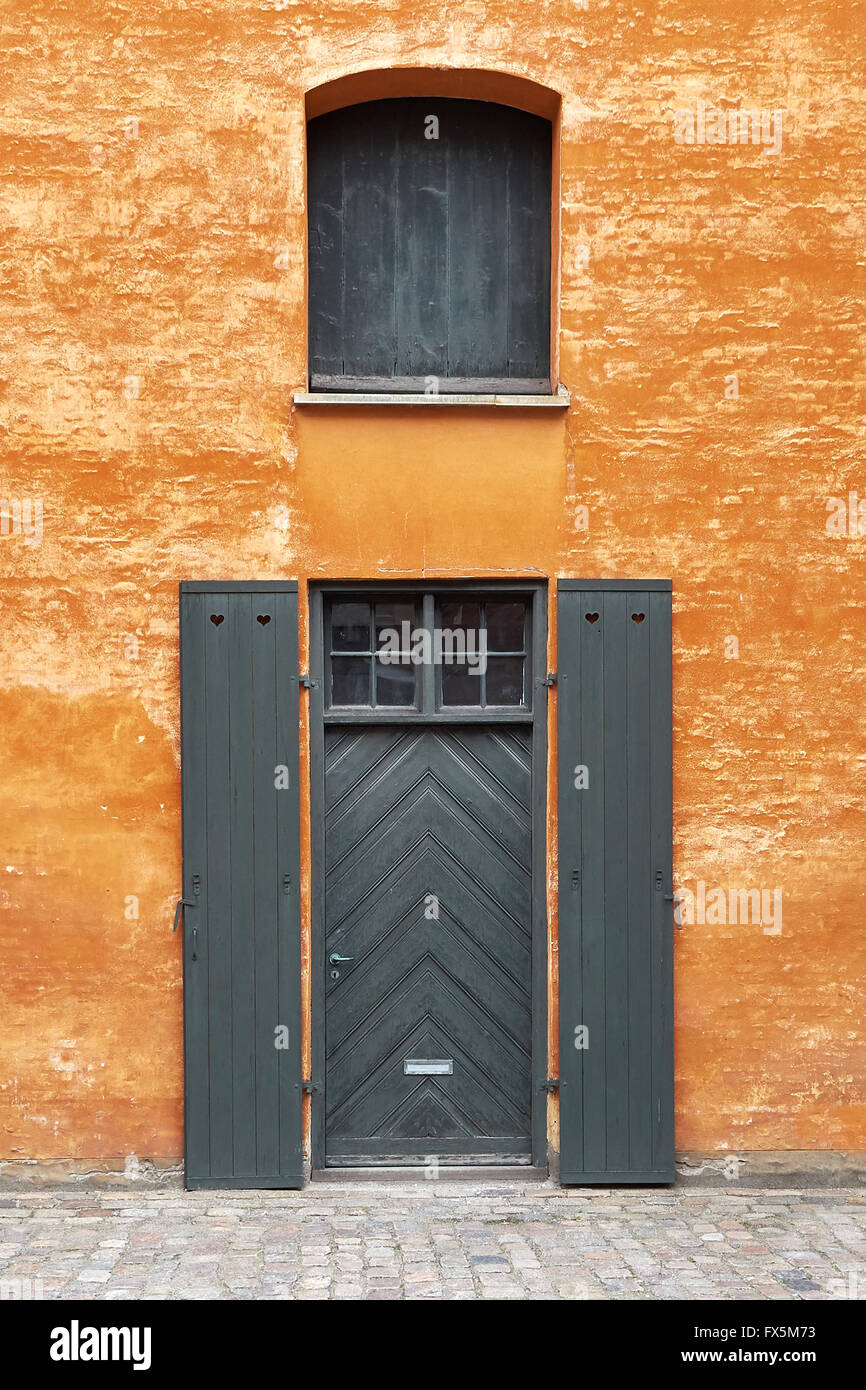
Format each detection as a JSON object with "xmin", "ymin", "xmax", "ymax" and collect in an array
[{"xmin": 0, "ymin": 1183, "xmax": 863, "ymax": 1301}]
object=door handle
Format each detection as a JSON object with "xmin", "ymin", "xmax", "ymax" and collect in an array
[{"xmin": 329, "ymin": 952, "xmax": 355, "ymax": 965}]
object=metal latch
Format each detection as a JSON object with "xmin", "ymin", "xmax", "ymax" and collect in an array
[
  {"xmin": 299, "ymin": 673, "xmax": 316, "ymax": 689},
  {"xmin": 172, "ymin": 898, "xmax": 195, "ymax": 933},
  {"xmin": 302, "ymin": 1080, "xmax": 318, "ymax": 1094},
  {"xmin": 540, "ymin": 1078, "xmax": 560, "ymax": 1093},
  {"xmin": 537, "ymin": 672, "xmax": 557, "ymax": 687},
  {"xmin": 172, "ymin": 896, "xmax": 198, "ymax": 960}
]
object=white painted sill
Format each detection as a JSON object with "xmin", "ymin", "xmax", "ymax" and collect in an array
[{"xmin": 293, "ymin": 385, "xmax": 571, "ymax": 408}]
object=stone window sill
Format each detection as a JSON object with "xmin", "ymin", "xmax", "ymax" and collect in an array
[{"xmin": 292, "ymin": 386, "xmax": 570, "ymax": 408}]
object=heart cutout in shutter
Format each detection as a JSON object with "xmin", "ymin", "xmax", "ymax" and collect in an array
[
  {"xmin": 257, "ymin": 614, "xmax": 271, "ymax": 626},
  {"xmin": 631, "ymin": 612, "xmax": 645, "ymax": 623},
  {"xmin": 585, "ymin": 612, "xmax": 599, "ymax": 624},
  {"xmin": 210, "ymin": 614, "xmax": 225, "ymax": 626}
]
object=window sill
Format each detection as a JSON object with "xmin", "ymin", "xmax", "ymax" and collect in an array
[{"xmin": 293, "ymin": 386, "xmax": 570, "ymax": 409}]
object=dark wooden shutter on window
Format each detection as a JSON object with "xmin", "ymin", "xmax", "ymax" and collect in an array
[
  {"xmin": 307, "ymin": 98, "xmax": 552, "ymax": 393},
  {"xmin": 179, "ymin": 583, "xmax": 303, "ymax": 1189},
  {"xmin": 556, "ymin": 581, "xmax": 674, "ymax": 1184}
]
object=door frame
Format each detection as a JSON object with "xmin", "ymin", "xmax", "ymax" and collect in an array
[{"xmin": 307, "ymin": 579, "xmax": 550, "ymax": 1170}]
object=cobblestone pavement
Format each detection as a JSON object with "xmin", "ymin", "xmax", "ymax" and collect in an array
[{"xmin": 1, "ymin": 1182, "xmax": 864, "ymax": 1301}]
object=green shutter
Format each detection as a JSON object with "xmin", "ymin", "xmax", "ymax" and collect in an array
[
  {"xmin": 179, "ymin": 583, "xmax": 304, "ymax": 1188},
  {"xmin": 557, "ymin": 581, "xmax": 674, "ymax": 1184}
]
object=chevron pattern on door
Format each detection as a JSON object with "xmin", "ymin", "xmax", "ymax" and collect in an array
[{"xmin": 324, "ymin": 724, "xmax": 533, "ymax": 1163}]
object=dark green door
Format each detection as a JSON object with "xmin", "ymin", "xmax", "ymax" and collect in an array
[
  {"xmin": 323, "ymin": 724, "xmax": 533, "ymax": 1164},
  {"xmin": 179, "ymin": 582, "xmax": 304, "ymax": 1189}
]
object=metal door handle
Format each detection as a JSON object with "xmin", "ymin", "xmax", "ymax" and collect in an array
[{"xmin": 329, "ymin": 952, "xmax": 355, "ymax": 964}]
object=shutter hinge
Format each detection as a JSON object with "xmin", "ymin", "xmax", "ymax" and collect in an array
[
  {"xmin": 299, "ymin": 673, "xmax": 316, "ymax": 689},
  {"xmin": 540, "ymin": 1078, "xmax": 560, "ymax": 1093},
  {"xmin": 656, "ymin": 869, "xmax": 675, "ymax": 902},
  {"xmin": 538, "ymin": 672, "xmax": 557, "ymax": 687},
  {"xmin": 301, "ymin": 1079, "xmax": 318, "ymax": 1094}
]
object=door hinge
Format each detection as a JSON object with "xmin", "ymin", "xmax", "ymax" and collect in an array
[
  {"xmin": 538, "ymin": 672, "xmax": 557, "ymax": 687},
  {"xmin": 301, "ymin": 1079, "xmax": 318, "ymax": 1094},
  {"xmin": 299, "ymin": 673, "xmax": 316, "ymax": 689},
  {"xmin": 540, "ymin": 1078, "xmax": 560, "ymax": 1093}
]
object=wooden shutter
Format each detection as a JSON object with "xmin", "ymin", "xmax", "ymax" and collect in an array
[
  {"xmin": 557, "ymin": 581, "xmax": 674, "ymax": 1184},
  {"xmin": 179, "ymin": 583, "xmax": 303, "ymax": 1188},
  {"xmin": 307, "ymin": 98, "xmax": 552, "ymax": 393}
]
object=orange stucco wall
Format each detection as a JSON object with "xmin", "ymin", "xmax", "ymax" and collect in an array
[{"xmin": 1, "ymin": 2, "xmax": 864, "ymax": 1169}]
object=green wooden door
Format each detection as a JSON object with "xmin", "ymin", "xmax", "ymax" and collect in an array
[
  {"xmin": 323, "ymin": 724, "xmax": 533, "ymax": 1164},
  {"xmin": 179, "ymin": 583, "xmax": 303, "ymax": 1188},
  {"xmin": 557, "ymin": 581, "xmax": 674, "ymax": 1184}
]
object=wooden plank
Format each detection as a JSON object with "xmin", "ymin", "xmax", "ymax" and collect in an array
[
  {"xmin": 626, "ymin": 591, "xmax": 653, "ymax": 1172},
  {"xmin": 341, "ymin": 104, "xmax": 398, "ymax": 378},
  {"xmin": 556, "ymin": 587, "xmax": 583, "ymax": 1178},
  {"xmin": 578, "ymin": 589, "xmax": 607, "ymax": 1174},
  {"xmin": 275, "ymin": 589, "xmax": 304, "ymax": 1183},
  {"xmin": 180, "ymin": 592, "xmax": 210, "ymax": 1183},
  {"xmin": 505, "ymin": 107, "xmax": 551, "ymax": 379},
  {"xmin": 308, "ymin": 374, "xmax": 551, "ymax": 394},
  {"xmin": 603, "ymin": 594, "xmax": 629, "ymax": 1171},
  {"xmin": 447, "ymin": 102, "xmax": 509, "ymax": 377},
  {"xmin": 252, "ymin": 595, "xmax": 280, "ymax": 1177},
  {"xmin": 306, "ymin": 111, "xmax": 345, "ymax": 379},
  {"xmin": 395, "ymin": 99, "xmax": 448, "ymax": 378},
  {"xmin": 228, "ymin": 596, "xmax": 256, "ymax": 1177},
  {"xmin": 203, "ymin": 592, "xmax": 234, "ymax": 1178},
  {"xmin": 650, "ymin": 590, "xmax": 675, "ymax": 1176}
]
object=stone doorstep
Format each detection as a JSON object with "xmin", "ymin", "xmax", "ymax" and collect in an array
[{"xmin": 0, "ymin": 1152, "xmax": 864, "ymax": 1191}]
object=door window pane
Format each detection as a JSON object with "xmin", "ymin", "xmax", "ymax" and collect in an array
[
  {"xmin": 331, "ymin": 603, "xmax": 370, "ymax": 652},
  {"xmin": 375, "ymin": 658, "xmax": 417, "ymax": 707},
  {"xmin": 486, "ymin": 601, "xmax": 525, "ymax": 652},
  {"xmin": 485, "ymin": 656, "xmax": 525, "ymax": 706},
  {"xmin": 441, "ymin": 664, "xmax": 482, "ymax": 706},
  {"xmin": 331, "ymin": 656, "xmax": 371, "ymax": 705},
  {"xmin": 375, "ymin": 601, "xmax": 416, "ymax": 651}
]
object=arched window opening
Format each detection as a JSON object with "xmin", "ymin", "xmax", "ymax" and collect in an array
[{"xmin": 307, "ymin": 97, "xmax": 552, "ymax": 394}]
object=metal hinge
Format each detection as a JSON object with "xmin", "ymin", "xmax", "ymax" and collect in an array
[
  {"xmin": 538, "ymin": 672, "xmax": 557, "ymax": 687},
  {"xmin": 299, "ymin": 674, "xmax": 316, "ymax": 689},
  {"xmin": 540, "ymin": 1078, "xmax": 560, "ymax": 1093},
  {"xmin": 656, "ymin": 869, "xmax": 675, "ymax": 902}
]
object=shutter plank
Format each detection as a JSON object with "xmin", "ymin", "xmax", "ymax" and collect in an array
[
  {"xmin": 228, "ymin": 596, "xmax": 256, "ymax": 1177},
  {"xmin": 252, "ymin": 599, "xmax": 280, "ymax": 1176},
  {"xmin": 650, "ymin": 590, "xmax": 675, "ymax": 1172},
  {"xmin": 341, "ymin": 111, "xmax": 397, "ymax": 378},
  {"xmin": 180, "ymin": 593, "xmax": 210, "ymax": 1180},
  {"xmin": 204, "ymin": 595, "xmax": 233, "ymax": 1178},
  {"xmin": 396, "ymin": 99, "xmax": 448, "ymax": 378},
  {"xmin": 603, "ymin": 594, "xmax": 629, "ymax": 1171},
  {"xmin": 626, "ymin": 592, "xmax": 653, "ymax": 1171},
  {"xmin": 275, "ymin": 590, "xmax": 304, "ymax": 1183},
  {"xmin": 579, "ymin": 590, "xmax": 606, "ymax": 1174}
]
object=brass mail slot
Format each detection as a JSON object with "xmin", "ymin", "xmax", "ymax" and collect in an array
[{"xmin": 404, "ymin": 1059, "xmax": 453, "ymax": 1075}]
